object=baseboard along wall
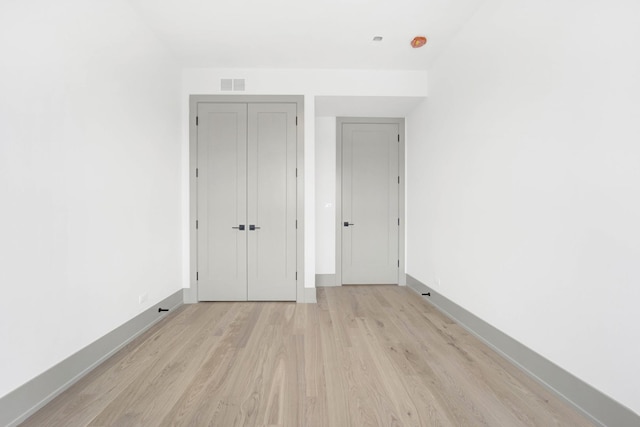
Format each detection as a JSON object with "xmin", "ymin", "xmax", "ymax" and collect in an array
[
  {"xmin": 315, "ymin": 274, "xmax": 338, "ymax": 287},
  {"xmin": 0, "ymin": 290, "xmax": 184, "ymax": 427},
  {"xmin": 405, "ymin": 274, "xmax": 639, "ymax": 427},
  {"xmin": 304, "ymin": 287, "xmax": 318, "ymax": 303}
]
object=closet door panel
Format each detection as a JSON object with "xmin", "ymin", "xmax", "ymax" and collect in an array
[
  {"xmin": 247, "ymin": 103, "xmax": 297, "ymax": 301},
  {"xmin": 197, "ymin": 103, "xmax": 248, "ymax": 301}
]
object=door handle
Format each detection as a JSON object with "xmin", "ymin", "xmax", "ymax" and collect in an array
[
  {"xmin": 232, "ymin": 225, "xmax": 245, "ymax": 230},
  {"xmin": 344, "ymin": 222, "xmax": 355, "ymax": 227},
  {"xmin": 249, "ymin": 224, "xmax": 261, "ymax": 231}
]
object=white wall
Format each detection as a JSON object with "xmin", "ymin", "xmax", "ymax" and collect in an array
[
  {"xmin": 315, "ymin": 117, "xmax": 337, "ymax": 274},
  {"xmin": 181, "ymin": 69, "xmax": 428, "ymax": 288},
  {"xmin": 0, "ymin": 0, "xmax": 182, "ymax": 398},
  {"xmin": 407, "ymin": 0, "xmax": 640, "ymax": 413}
]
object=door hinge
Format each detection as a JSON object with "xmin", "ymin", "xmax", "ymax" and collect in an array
[
  {"xmin": 296, "ymin": 116, "xmax": 298, "ymax": 126},
  {"xmin": 397, "ymin": 218, "xmax": 400, "ymax": 226},
  {"xmin": 196, "ymin": 271, "xmax": 199, "ymax": 280},
  {"xmin": 296, "ymin": 219, "xmax": 298, "ymax": 229},
  {"xmin": 296, "ymin": 168, "xmax": 298, "ymax": 177},
  {"xmin": 196, "ymin": 220, "xmax": 198, "ymax": 229},
  {"xmin": 397, "ymin": 134, "xmax": 400, "ymax": 142},
  {"xmin": 397, "ymin": 176, "xmax": 400, "ymax": 184},
  {"xmin": 196, "ymin": 168, "xmax": 199, "ymax": 178},
  {"xmin": 196, "ymin": 116, "xmax": 199, "ymax": 126},
  {"xmin": 397, "ymin": 260, "xmax": 400, "ymax": 267},
  {"xmin": 296, "ymin": 272, "xmax": 298, "ymax": 280}
]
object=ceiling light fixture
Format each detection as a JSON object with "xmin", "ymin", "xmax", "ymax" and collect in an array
[
  {"xmin": 373, "ymin": 36, "xmax": 383, "ymax": 42},
  {"xmin": 411, "ymin": 36, "xmax": 427, "ymax": 48}
]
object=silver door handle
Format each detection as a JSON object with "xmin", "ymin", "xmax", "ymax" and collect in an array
[
  {"xmin": 344, "ymin": 222, "xmax": 355, "ymax": 227},
  {"xmin": 232, "ymin": 225, "xmax": 245, "ymax": 230},
  {"xmin": 249, "ymin": 224, "xmax": 261, "ymax": 231}
]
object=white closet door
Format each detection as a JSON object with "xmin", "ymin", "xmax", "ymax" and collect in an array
[
  {"xmin": 197, "ymin": 103, "xmax": 248, "ymax": 301},
  {"xmin": 247, "ymin": 103, "xmax": 297, "ymax": 300}
]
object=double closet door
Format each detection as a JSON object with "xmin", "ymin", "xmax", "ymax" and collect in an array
[{"xmin": 197, "ymin": 102, "xmax": 297, "ymax": 301}]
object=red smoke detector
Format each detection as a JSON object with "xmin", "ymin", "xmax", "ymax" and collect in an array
[{"xmin": 411, "ymin": 36, "xmax": 427, "ymax": 48}]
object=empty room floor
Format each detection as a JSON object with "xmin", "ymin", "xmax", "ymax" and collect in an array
[{"xmin": 22, "ymin": 286, "xmax": 592, "ymax": 426}]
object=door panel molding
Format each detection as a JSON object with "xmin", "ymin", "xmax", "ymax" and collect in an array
[
  {"xmin": 189, "ymin": 95, "xmax": 305, "ymax": 302},
  {"xmin": 336, "ymin": 117, "xmax": 405, "ymax": 286}
]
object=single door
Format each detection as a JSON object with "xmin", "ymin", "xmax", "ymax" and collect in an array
[
  {"xmin": 247, "ymin": 103, "xmax": 297, "ymax": 300},
  {"xmin": 197, "ymin": 103, "xmax": 248, "ymax": 301},
  {"xmin": 342, "ymin": 122, "xmax": 399, "ymax": 284}
]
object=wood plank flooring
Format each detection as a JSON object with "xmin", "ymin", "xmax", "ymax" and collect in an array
[{"xmin": 21, "ymin": 286, "xmax": 592, "ymax": 426}]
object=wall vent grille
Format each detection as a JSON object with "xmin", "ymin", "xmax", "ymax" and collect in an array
[
  {"xmin": 233, "ymin": 79, "xmax": 245, "ymax": 91},
  {"xmin": 220, "ymin": 79, "xmax": 233, "ymax": 91}
]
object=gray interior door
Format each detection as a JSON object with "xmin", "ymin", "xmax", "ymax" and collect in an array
[
  {"xmin": 342, "ymin": 122, "xmax": 399, "ymax": 284},
  {"xmin": 247, "ymin": 103, "xmax": 297, "ymax": 300},
  {"xmin": 197, "ymin": 103, "xmax": 248, "ymax": 301},
  {"xmin": 197, "ymin": 102, "xmax": 297, "ymax": 301}
]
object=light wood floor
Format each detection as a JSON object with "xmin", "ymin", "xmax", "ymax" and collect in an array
[{"xmin": 22, "ymin": 286, "xmax": 592, "ymax": 426}]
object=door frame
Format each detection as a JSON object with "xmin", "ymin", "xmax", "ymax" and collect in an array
[
  {"xmin": 335, "ymin": 117, "xmax": 405, "ymax": 286},
  {"xmin": 189, "ymin": 95, "xmax": 305, "ymax": 302}
]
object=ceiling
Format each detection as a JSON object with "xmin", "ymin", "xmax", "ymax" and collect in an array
[{"xmin": 128, "ymin": 0, "xmax": 484, "ymax": 70}]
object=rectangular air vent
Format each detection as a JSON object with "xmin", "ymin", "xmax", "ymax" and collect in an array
[
  {"xmin": 220, "ymin": 79, "xmax": 232, "ymax": 91},
  {"xmin": 233, "ymin": 79, "xmax": 245, "ymax": 91}
]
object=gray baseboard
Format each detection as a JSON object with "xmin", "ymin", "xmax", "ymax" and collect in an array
[
  {"xmin": 304, "ymin": 287, "xmax": 317, "ymax": 303},
  {"xmin": 315, "ymin": 273, "xmax": 337, "ymax": 287},
  {"xmin": 183, "ymin": 286, "xmax": 197, "ymax": 304},
  {"xmin": 405, "ymin": 274, "xmax": 639, "ymax": 427},
  {"xmin": 0, "ymin": 289, "xmax": 184, "ymax": 427}
]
